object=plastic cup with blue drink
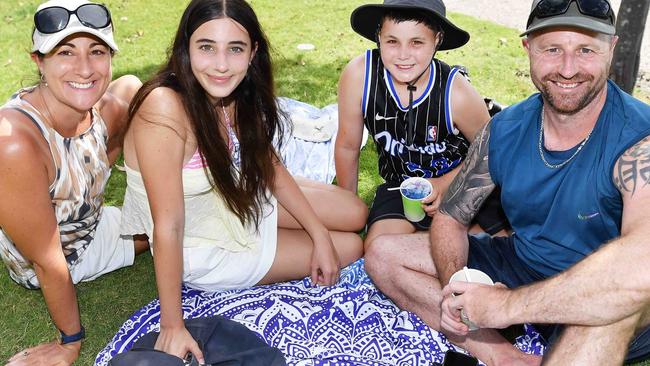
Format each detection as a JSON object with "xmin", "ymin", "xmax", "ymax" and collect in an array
[{"xmin": 399, "ymin": 177, "xmax": 433, "ymax": 222}]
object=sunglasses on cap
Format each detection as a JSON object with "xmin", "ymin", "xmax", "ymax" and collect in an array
[
  {"xmin": 526, "ymin": 0, "xmax": 614, "ymax": 28},
  {"xmin": 34, "ymin": 3, "xmax": 112, "ymax": 34}
]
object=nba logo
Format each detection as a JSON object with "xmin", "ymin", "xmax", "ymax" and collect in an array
[{"xmin": 427, "ymin": 126, "xmax": 437, "ymax": 142}]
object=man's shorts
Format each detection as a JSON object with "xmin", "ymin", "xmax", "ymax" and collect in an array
[
  {"xmin": 467, "ymin": 233, "xmax": 650, "ymax": 363},
  {"xmin": 367, "ymin": 182, "xmax": 510, "ymax": 234}
]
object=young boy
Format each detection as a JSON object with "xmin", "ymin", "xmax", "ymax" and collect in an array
[{"xmin": 335, "ymin": 0, "xmax": 508, "ymax": 250}]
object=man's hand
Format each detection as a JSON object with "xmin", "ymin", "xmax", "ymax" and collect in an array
[
  {"xmin": 440, "ymin": 281, "xmax": 512, "ymax": 336},
  {"xmin": 7, "ymin": 340, "xmax": 80, "ymax": 366}
]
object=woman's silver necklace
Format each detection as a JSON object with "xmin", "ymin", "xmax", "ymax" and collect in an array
[{"xmin": 538, "ymin": 108, "xmax": 594, "ymax": 169}]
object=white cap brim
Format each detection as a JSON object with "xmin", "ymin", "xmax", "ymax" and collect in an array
[{"xmin": 32, "ymin": 25, "xmax": 119, "ymax": 54}]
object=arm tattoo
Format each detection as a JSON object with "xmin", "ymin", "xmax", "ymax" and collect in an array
[
  {"xmin": 440, "ymin": 121, "xmax": 496, "ymax": 226},
  {"xmin": 614, "ymin": 135, "xmax": 650, "ymax": 196}
]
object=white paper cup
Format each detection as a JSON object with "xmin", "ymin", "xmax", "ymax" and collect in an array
[{"xmin": 449, "ymin": 267, "xmax": 494, "ymax": 330}]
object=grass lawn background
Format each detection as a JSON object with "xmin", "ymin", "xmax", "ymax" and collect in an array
[{"xmin": 0, "ymin": 1, "xmax": 647, "ymax": 364}]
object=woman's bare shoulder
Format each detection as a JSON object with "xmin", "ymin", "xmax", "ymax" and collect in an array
[
  {"xmin": 0, "ymin": 108, "xmax": 48, "ymax": 167},
  {"xmin": 130, "ymin": 86, "xmax": 191, "ymax": 139}
]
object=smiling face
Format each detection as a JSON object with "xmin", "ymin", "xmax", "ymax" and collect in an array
[
  {"xmin": 34, "ymin": 33, "xmax": 112, "ymax": 113},
  {"xmin": 189, "ymin": 17, "xmax": 256, "ymax": 102},
  {"xmin": 523, "ymin": 28, "xmax": 617, "ymax": 115},
  {"xmin": 378, "ymin": 18, "xmax": 440, "ymax": 86}
]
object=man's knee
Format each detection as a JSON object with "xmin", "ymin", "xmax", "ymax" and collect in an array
[
  {"xmin": 364, "ymin": 234, "xmax": 397, "ymax": 279},
  {"xmin": 545, "ymin": 317, "xmax": 642, "ymax": 365}
]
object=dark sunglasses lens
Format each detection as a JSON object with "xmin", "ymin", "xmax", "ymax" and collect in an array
[
  {"xmin": 536, "ymin": 0, "xmax": 571, "ymax": 17},
  {"xmin": 77, "ymin": 4, "xmax": 111, "ymax": 28},
  {"xmin": 577, "ymin": 0, "xmax": 611, "ymax": 19},
  {"xmin": 35, "ymin": 7, "xmax": 69, "ymax": 33}
]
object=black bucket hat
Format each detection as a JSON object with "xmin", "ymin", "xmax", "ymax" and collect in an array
[{"xmin": 350, "ymin": 0, "xmax": 470, "ymax": 51}]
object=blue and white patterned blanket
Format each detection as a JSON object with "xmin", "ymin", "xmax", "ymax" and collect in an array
[{"xmin": 95, "ymin": 259, "xmax": 545, "ymax": 365}]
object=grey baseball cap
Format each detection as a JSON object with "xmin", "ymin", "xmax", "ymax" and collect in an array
[{"xmin": 521, "ymin": 0, "xmax": 616, "ymax": 37}]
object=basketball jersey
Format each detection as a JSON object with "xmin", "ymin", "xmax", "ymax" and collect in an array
[{"xmin": 362, "ymin": 49, "xmax": 470, "ymax": 183}]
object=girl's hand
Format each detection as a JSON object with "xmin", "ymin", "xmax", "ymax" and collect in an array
[
  {"xmin": 309, "ymin": 230, "xmax": 341, "ymax": 286},
  {"xmin": 422, "ymin": 182, "xmax": 441, "ymax": 217},
  {"xmin": 154, "ymin": 325, "xmax": 205, "ymax": 364},
  {"xmin": 7, "ymin": 340, "xmax": 80, "ymax": 366}
]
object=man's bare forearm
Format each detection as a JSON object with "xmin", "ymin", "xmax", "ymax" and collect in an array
[
  {"xmin": 430, "ymin": 213, "xmax": 471, "ymax": 285},
  {"xmin": 431, "ymin": 121, "xmax": 495, "ymax": 284},
  {"xmin": 505, "ymin": 234, "xmax": 650, "ymax": 327}
]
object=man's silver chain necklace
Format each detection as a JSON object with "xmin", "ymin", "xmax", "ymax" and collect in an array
[{"xmin": 538, "ymin": 108, "xmax": 594, "ymax": 169}]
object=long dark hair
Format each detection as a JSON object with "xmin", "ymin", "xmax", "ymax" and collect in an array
[{"xmin": 129, "ymin": 0, "xmax": 283, "ymax": 229}]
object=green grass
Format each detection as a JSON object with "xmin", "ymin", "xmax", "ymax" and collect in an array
[{"xmin": 1, "ymin": 1, "xmax": 648, "ymax": 365}]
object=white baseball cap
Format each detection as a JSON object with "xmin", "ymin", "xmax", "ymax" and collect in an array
[{"xmin": 32, "ymin": 0, "xmax": 119, "ymax": 54}]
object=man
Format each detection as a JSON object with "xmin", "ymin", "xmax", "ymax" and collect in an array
[
  {"xmin": 366, "ymin": 0, "xmax": 650, "ymax": 364},
  {"xmin": 335, "ymin": 0, "xmax": 509, "ymax": 253}
]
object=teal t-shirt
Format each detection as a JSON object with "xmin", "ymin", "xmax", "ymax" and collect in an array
[{"xmin": 489, "ymin": 81, "xmax": 650, "ymax": 277}]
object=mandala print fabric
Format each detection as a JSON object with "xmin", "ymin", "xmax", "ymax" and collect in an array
[{"xmin": 95, "ymin": 259, "xmax": 545, "ymax": 365}]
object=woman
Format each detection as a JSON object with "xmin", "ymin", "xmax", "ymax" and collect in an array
[
  {"xmin": 120, "ymin": 0, "xmax": 364, "ymax": 362},
  {"xmin": 0, "ymin": 0, "xmax": 145, "ymax": 365}
]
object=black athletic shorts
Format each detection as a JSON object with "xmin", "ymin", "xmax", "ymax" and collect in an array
[{"xmin": 366, "ymin": 182, "xmax": 510, "ymax": 234}]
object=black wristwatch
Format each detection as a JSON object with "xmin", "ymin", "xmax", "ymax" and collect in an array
[{"xmin": 60, "ymin": 326, "xmax": 85, "ymax": 345}]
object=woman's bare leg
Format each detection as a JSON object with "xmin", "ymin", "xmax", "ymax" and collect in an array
[
  {"xmin": 278, "ymin": 177, "xmax": 367, "ymax": 232},
  {"xmin": 257, "ymin": 228, "xmax": 363, "ymax": 285}
]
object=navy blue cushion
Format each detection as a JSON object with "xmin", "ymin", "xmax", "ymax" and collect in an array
[{"xmin": 109, "ymin": 315, "xmax": 286, "ymax": 366}]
